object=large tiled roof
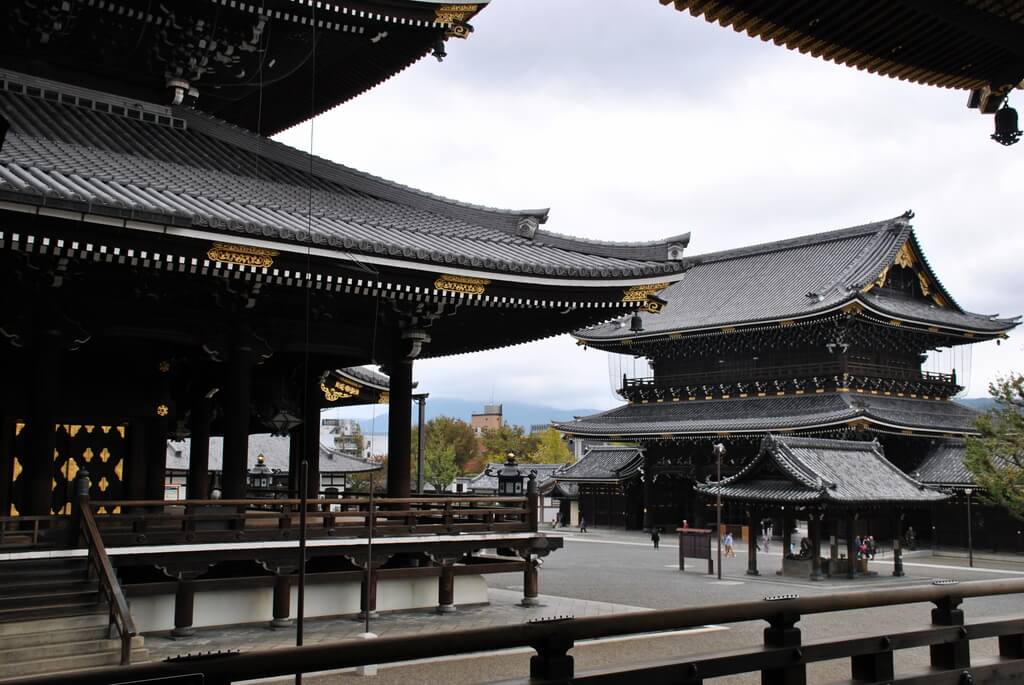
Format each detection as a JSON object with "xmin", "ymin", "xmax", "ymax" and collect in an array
[
  {"xmin": 577, "ymin": 217, "xmax": 1017, "ymax": 341},
  {"xmin": 334, "ymin": 366, "xmax": 390, "ymax": 391},
  {"xmin": 0, "ymin": 71, "xmax": 688, "ymax": 281},
  {"xmin": 913, "ymin": 440, "xmax": 973, "ymax": 487},
  {"xmin": 554, "ymin": 393, "xmax": 980, "ymax": 438},
  {"xmin": 697, "ymin": 435, "xmax": 948, "ymax": 505},
  {"xmin": 556, "ymin": 445, "xmax": 645, "ymax": 482},
  {"xmin": 165, "ymin": 433, "xmax": 380, "ymax": 474}
]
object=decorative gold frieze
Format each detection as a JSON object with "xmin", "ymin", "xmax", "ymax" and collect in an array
[
  {"xmin": 114, "ymin": 459, "xmax": 123, "ymax": 480},
  {"xmin": 434, "ymin": 274, "xmax": 490, "ymax": 295},
  {"xmin": 64, "ymin": 457, "xmax": 79, "ymax": 482},
  {"xmin": 321, "ymin": 379, "xmax": 362, "ymax": 402},
  {"xmin": 116, "ymin": 426, "xmax": 126, "ymax": 439},
  {"xmin": 158, "ymin": 360, "xmax": 171, "ymax": 373},
  {"xmin": 842, "ymin": 303, "xmax": 864, "ymax": 315},
  {"xmin": 83, "ymin": 447, "xmax": 94, "ymax": 462},
  {"xmin": 15, "ymin": 422, "xmax": 24, "ymax": 437},
  {"xmin": 894, "ymin": 242, "xmax": 915, "ymax": 269},
  {"xmin": 9, "ymin": 503, "xmax": 18, "ymax": 517},
  {"xmin": 98, "ymin": 477, "xmax": 109, "ymax": 492},
  {"xmin": 622, "ymin": 283, "xmax": 670, "ymax": 303},
  {"xmin": 207, "ymin": 242, "xmax": 278, "ymax": 268},
  {"xmin": 917, "ymin": 271, "xmax": 930, "ymax": 297},
  {"xmin": 12, "ymin": 458, "xmax": 22, "ymax": 481},
  {"xmin": 435, "ymin": 4, "xmax": 478, "ymax": 24},
  {"xmin": 378, "ymin": 392, "xmax": 390, "ymax": 405},
  {"xmin": 100, "ymin": 448, "xmax": 111, "ymax": 463},
  {"xmin": 156, "ymin": 404, "xmax": 169, "ymax": 417}
]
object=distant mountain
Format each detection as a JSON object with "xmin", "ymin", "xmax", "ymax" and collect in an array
[
  {"xmin": 954, "ymin": 397, "xmax": 998, "ymax": 412},
  {"xmin": 357, "ymin": 398, "xmax": 604, "ymax": 434}
]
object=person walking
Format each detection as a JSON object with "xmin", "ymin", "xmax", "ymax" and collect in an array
[
  {"xmin": 723, "ymin": 531, "xmax": 736, "ymax": 557},
  {"xmin": 579, "ymin": 516, "xmax": 587, "ymax": 533},
  {"xmin": 651, "ymin": 527, "xmax": 661, "ymax": 549}
]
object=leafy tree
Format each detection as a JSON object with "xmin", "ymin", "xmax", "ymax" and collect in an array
[
  {"xmin": 346, "ymin": 460, "xmax": 387, "ymax": 495},
  {"xmin": 965, "ymin": 374, "xmax": 1024, "ymax": 521},
  {"xmin": 424, "ymin": 435, "xmax": 460, "ymax": 494},
  {"xmin": 411, "ymin": 416, "xmax": 478, "ymax": 472},
  {"xmin": 481, "ymin": 424, "xmax": 539, "ymax": 461},
  {"xmin": 526, "ymin": 427, "xmax": 573, "ymax": 464}
]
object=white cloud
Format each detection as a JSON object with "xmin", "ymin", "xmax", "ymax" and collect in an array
[{"xmin": 277, "ymin": 0, "xmax": 1023, "ymax": 406}]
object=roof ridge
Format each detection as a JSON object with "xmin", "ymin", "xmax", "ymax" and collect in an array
[{"xmin": 683, "ymin": 216, "xmax": 906, "ymax": 267}]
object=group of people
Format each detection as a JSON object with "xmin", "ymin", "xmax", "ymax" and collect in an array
[{"xmin": 855, "ymin": 535, "xmax": 877, "ymax": 560}]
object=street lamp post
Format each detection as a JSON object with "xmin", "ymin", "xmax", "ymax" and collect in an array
[
  {"xmin": 965, "ymin": 487, "xmax": 974, "ymax": 568},
  {"xmin": 713, "ymin": 442, "xmax": 726, "ymax": 580}
]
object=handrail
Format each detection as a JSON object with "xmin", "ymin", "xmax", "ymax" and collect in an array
[
  {"xmin": 79, "ymin": 499, "xmax": 137, "ymax": 665},
  {"xmin": 15, "ymin": 577, "xmax": 1024, "ymax": 685},
  {"xmin": 92, "ymin": 496, "xmax": 528, "ymax": 508}
]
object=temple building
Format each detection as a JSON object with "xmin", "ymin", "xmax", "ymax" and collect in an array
[{"xmin": 556, "ymin": 214, "xmax": 1019, "ymax": 539}]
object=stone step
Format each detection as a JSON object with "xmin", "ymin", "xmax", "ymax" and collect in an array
[
  {"xmin": 0, "ymin": 559, "xmax": 87, "ymax": 579},
  {"xmin": 0, "ymin": 579, "xmax": 96, "ymax": 598},
  {"xmin": 0, "ymin": 588, "xmax": 100, "ymax": 611},
  {"xmin": 0, "ymin": 600, "xmax": 102, "ymax": 623},
  {"xmin": 0, "ymin": 610, "xmax": 107, "ymax": 637},
  {"xmin": 0, "ymin": 635, "xmax": 145, "ymax": 665},
  {"xmin": 0, "ymin": 646, "xmax": 148, "ymax": 680},
  {"xmin": 0, "ymin": 623, "xmax": 111, "ymax": 649}
]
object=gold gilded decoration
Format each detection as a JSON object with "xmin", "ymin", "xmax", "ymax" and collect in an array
[
  {"xmin": 842, "ymin": 303, "xmax": 864, "ymax": 315},
  {"xmin": 82, "ymin": 447, "xmax": 94, "ymax": 463},
  {"xmin": 320, "ymin": 379, "xmax": 362, "ymax": 402},
  {"xmin": 15, "ymin": 422, "xmax": 24, "ymax": 437},
  {"xmin": 9, "ymin": 503, "xmax": 18, "ymax": 517},
  {"xmin": 114, "ymin": 459, "xmax": 123, "ymax": 480},
  {"xmin": 68, "ymin": 424, "xmax": 81, "ymax": 438},
  {"xmin": 156, "ymin": 404, "xmax": 169, "ymax": 417},
  {"xmin": 434, "ymin": 274, "xmax": 490, "ymax": 296},
  {"xmin": 622, "ymin": 282, "xmax": 670, "ymax": 303},
  {"xmin": 917, "ymin": 271, "xmax": 931, "ymax": 297},
  {"xmin": 158, "ymin": 361, "xmax": 171, "ymax": 373},
  {"xmin": 780, "ymin": 320, "xmax": 795, "ymax": 327},
  {"xmin": 64, "ymin": 457, "xmax": 79, "ymax": 482},
  {"xmin": 84, "ymin": 425, "xmax": 94, "ymax": 433},
  {"xmin": 98, "ymin": 476, "xmax": 110, "ymax": 492},
  {"xmin": 51, "ymin": 478, "xmax": 57, "ymax": 492},
  {"xmin": 101, "ymin": 426, "xmax": 111, "ymax": 434},
  {"xmin": 207, "ymin": 242, "xmax": 278, "ymax": 268},
  {"xmin": 894, "ymin": 242, "xmax": 915, "ymax": 269},
  {"xmin": 117, "ymin": 426, "xmax": 126, "ymax": 438},
  {"xmin": 435, "ymin": 4, "xmax": 478, "ymax": 23},
  {"xmin": 112, "ymin": 505, "xmax": 121, "ymax": 515},
  {"xmin": 96, "ymin": 506, "xmax": 106, "ymax": 515},
  {"xmin": 12, "ymin": 457, "xmax": 22, "ymax": 481},
  {"xmin": 378, "ymin": 392, "xmax": 390, "ymax": 405},
  {"xmin": 100, "ymin": 448, "xmax": 111, "ymax": 464},
  {"xmin": 721, "ymin": 326, "xmax": 736, "ymax": 333}
]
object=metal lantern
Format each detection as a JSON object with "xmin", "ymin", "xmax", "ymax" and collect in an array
[
  {"xmin": 493, "ymin": 452, "xmax": 525, "ymax": 496},
  {"xmin": 249, "ymin": 454, "xmax": 273, "ymax": 490},
  {"xmin": 992, "ymin": 104, "xmax": 1022, "ymax": 146},
  {"xmin": 265, "ymin": 407, "xmax": 302, "ymax": 436},
  {"xmin": 630, "ymin": 312, "xmax": 644, "ymax": 333}
]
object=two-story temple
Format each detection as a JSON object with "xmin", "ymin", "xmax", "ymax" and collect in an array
[{"xmin": 556, "ymin": 213, "xmax": 1019, "ymax": 542}]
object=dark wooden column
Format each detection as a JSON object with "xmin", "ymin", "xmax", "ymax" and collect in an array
[
  {"xmin": 187, "ymin": 396, "xmax": 212, "ymax": 500},
  {"xmin": 386, "ymin": 358, "xmax": 413, "ymax": 499},
  {"xmin": 144, "ymin": 416, "xmax": 168, "ymax": 502},
  {"xmin": 809, "ymin": 511, "xmax": 824, "ymax": 581},
  {"xmin": 781, "ymin": 510, "xmax": 793, "ymax": 558},
  {"xmin": 287, "ymin": 424, "xmax": 303, "ymax": 497},
  {"xmin": 522, "ymin": 555, "xmax": 539, "ymax": 607},
  {"xmin": 301, "ymin": 370, "xmax": 321, "ymax": 499},
  {"xmin": 642, "ymin": 459, "xmax": 653, "ymax": 530},
  {"xmin": 0, "ymin": 416, "xmax": 14, "ymax": 516},
  {"xmin": 23, "ymin": 330, "xmax": 62, "ymax": 516},
  {"xmin": 272, "ymin": 574, "xmax": 292, "ymax": 628},
  {"xmin": 359, "ymin": 572, "xmax": 378, "ymax": 619},
  {"xmin": 125, "ymin": 420, "xmax": 147, "ymax": 501},
  {"xmin": 172, "ymin": 579, "xmax": 196, "ymax": 637},
  {"xmin": 746, "ymin": 508, "xmax": 759, "ymax": 576},
  {"xmin": 437, "ymin": 563, "xmax": 456, "ymax": 614},
  {"xmin": 222, "ymin": 330, "xmax": 253, "ymax": 499},
  {"xmin": 846, "ymin": 513, "xmax": 857, "ymax": 579}
]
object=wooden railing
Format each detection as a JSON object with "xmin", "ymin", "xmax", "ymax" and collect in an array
[
  {"xmin": 0, "ymin": 515, "xmax": 63, "ymax": 549},
  {"xmin": 16, "ymin": 578, "xmax": 1024, "ymax": 685},
  {"xmin": 78, "ymin": 499, "xmax": 137, "ymax": 665},
  {"xmin": 88, "ymin": 495, "xmax": 534, "ymax": 546}
]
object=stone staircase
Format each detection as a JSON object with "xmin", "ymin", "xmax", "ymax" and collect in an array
[{"xmin": 0, "ymin": 558, "xmax": 147, "ymax": 680}]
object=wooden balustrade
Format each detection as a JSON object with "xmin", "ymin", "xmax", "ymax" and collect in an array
[
  {"xmin": 86, "ymin": 495, "xmax": 533, "ymax": 546},
  {"xmin": 0, "ymin": 515, "xmax": 63, "ymax": 549}
]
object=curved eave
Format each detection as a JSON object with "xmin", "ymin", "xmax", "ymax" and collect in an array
[
  {"xmin": 576, "ymin": 296, "xmax": 1014, "ymax": 350},
  {"xmin": 693, "ymin": 486, "xmax": 946, "ymax": 505}
]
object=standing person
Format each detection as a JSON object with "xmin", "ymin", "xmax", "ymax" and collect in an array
[
  {"xmin": 579, "ymin": 516, "xmax": 587, "ymax": 533},
  {"xmin": 651, "ymin": 527, "xmax": 661, "ymax": 549},
  {"xmin": 723, "ymin": 531, "xmax": 736, "ymax": 557},
  {"xmin": 867, "ymin": 535, "xmax": 876, "ymax": 560}
]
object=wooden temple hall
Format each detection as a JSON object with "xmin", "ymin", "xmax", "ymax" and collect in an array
[
  {"xmin": 0, "ymin": 0, "xmax": 693, "ymax": 669},
  {"xmin": 557, "ymin": 215, "xmax": 1020, "ymax": 559}
]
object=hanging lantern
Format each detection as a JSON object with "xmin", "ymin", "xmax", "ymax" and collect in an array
[
  {"xmin": 992, "ymin": 103, "xmax": 1021, "ymax": 146},
  {"xmin": 630, "ymin": 312, "xmax": 644, "ymax": 333}
]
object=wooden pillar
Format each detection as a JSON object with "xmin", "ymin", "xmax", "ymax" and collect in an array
[
  {"xmin": 522, "ymin": 555, "xmax": 539, "ymax": 607},
  {"xmin": 642, "ymin": 459, "xmax": 653, "ymax": 530},
  {"xmin": 271, "ymin": 574, "xmax": 292, "ymax": 628},
  {"xmin": 23, "ymin": 330, "xmax": 62, "ymax": 515},
  {"xmin": 0, "ymin": 416, "xmax": 14, "ymax": 516},
  {"xmin": 762, "ymin": 611, "xmax": 805, "ymax": 685},
  {"xmin": 125, "ymin": 420, "xmax": 147, "ymax": 502},
  {"xmin": 187, "ymin": 396, "xmax": 211, "ymax": 501},
  {"xmin": 846, "ymin": 513, "xmax": 857, "ymax": 579},
  {"xmin": 222, "ymin": 330, "xmax": 253, "ymax": 500},
  {"xmin": 172, "ymin": 579, "xmax": 196, "ymax": 637},
  {"xmin": 359, "ymin": 571, "xmax": 378, "ymax": 619},
  {"xmin": 437, "ymin": 565, "xmax": 455, "ymax": 614},
  {"xmin": 809, "ymin": 512, "xmax": 823, "ymax": 581},
  {"xmin": 930, "ymin": 596, "xmax": 970, "ymax": 669},
  {"xmin": 144, "ymin": 416, "xmax": 167, "ymax": 502},
  {"xmin": 301, "ymin": 370, "xmax": 321, "ymax": 500},
  {"xmin": 386, "ymin": 358, "xmax": 413, "ymax": 499},
  {"xmin": 747, "ymin": 508, "xmax": 759, "ymax": 576},
  {"xmin": 287, "ymin": 425, "xmax": 302, "ymax": 497},
  {"xmin": 781, "ymin": 511, "xmax": 793, "ymax": 558}
]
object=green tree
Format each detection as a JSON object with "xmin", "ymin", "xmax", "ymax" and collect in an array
[
  {"xmin": 411, "ymin": 416, "xmax": 478, "ymax": 472},
  {"xmin": 481, "ymin": 424, "xmax": 539, "ymax": 461},
  {"xmin": 526, "ymin": 427, "xmax": 573, "ymax": 464},
  {"xmin": 965, "ymin": 374, "xmax": 1024, "ymax": 521},
  {"xmin": 424, "ymin": 435, "xmax": 460, "ymax": 494}
]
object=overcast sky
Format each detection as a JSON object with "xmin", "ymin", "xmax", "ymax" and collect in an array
[{"xmin": 276, "ymin": 0, "xmax": 1024, "ymax": 416}]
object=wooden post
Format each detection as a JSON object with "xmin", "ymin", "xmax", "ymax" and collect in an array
[
  {"xmin": 386, "ymin": 355, "xmax": 413, "ymax": 499},
  {"xmin": 271, "ymin": 574, "xmax": 292, "ymax": 628},
  {"xmin": 187, "ymin": 396, "xmax": 212, "ymax": 501},
  {"xmin": 851, "ymin": 640, "xmax": 895, "ymax": 682},
  {"xmin": 747, "ymin": 509, "xmax": 759, "ymax": 576},
  {"xmin": 144, "ymin": 416, "xmax": 167, "ymax": 502},
  {"xmin": 301, "ymin": 372, "xmax": 321, "ymax": 501},
  {"xmin": 530, "ymin": 634, "xmax": 574, "ymax": 682},
  {"xmin": 68, "ymin": 471, "xmax": 90, "ymax": 546},
  {"xmin": 24, "ymin": 329, "xmax": 62, "ymax": 516},
  {"xmin": 172, "ymin": 579, "xmax": 196, "ymax": 637},
  {"xmin": 0, "ymin": 415, "xmax": 14, "ymax": 518},
  {"xmin": 930, "ymin": 595, "xmax": 970, "ymax": 669},
  {"xmin": 359, "ymin": 572, "xmax": 378, "ymax": 619},
  {"xmin": 846, "ymin": 514, "xmax": 857, "ymax": 579},
  {"xmin": 125, "ymin": 420, "xmax": 147, "ymax": 504},
  {"xmin": 763, "ymin": 610, "xmax": 804, "ymax": 685},
  {"xmin": 809, "ymin": 512, "xmax": 823, "ymax": 581},
  {"xmin": 522, "ymin": 555, "xmax": 539, "ymax": 607},
  {"xmin": 437, "ymin": 565, "xmax": 455, "ymax": 614},
  {"xmin": 222, "ymin": 330, "xmax": 253, "ymax": 499},
  {"xmin": 527, "ymin": 472, "xmax": 539, "ymax": 531}
]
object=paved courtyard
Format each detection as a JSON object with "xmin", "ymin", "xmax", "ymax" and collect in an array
[{"xmin": 141, "ymin": 528, "xmax": 1024, "ymax": 684}]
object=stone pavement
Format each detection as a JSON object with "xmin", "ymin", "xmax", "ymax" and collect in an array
[{"xmin": 144, "ymin": 589, "xmax": 648, "ymax": 662}]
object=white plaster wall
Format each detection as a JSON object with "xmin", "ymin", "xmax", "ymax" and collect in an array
[{"xmin": 132, "ymin": 575, "xmax": 489, "ymax": 633}]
